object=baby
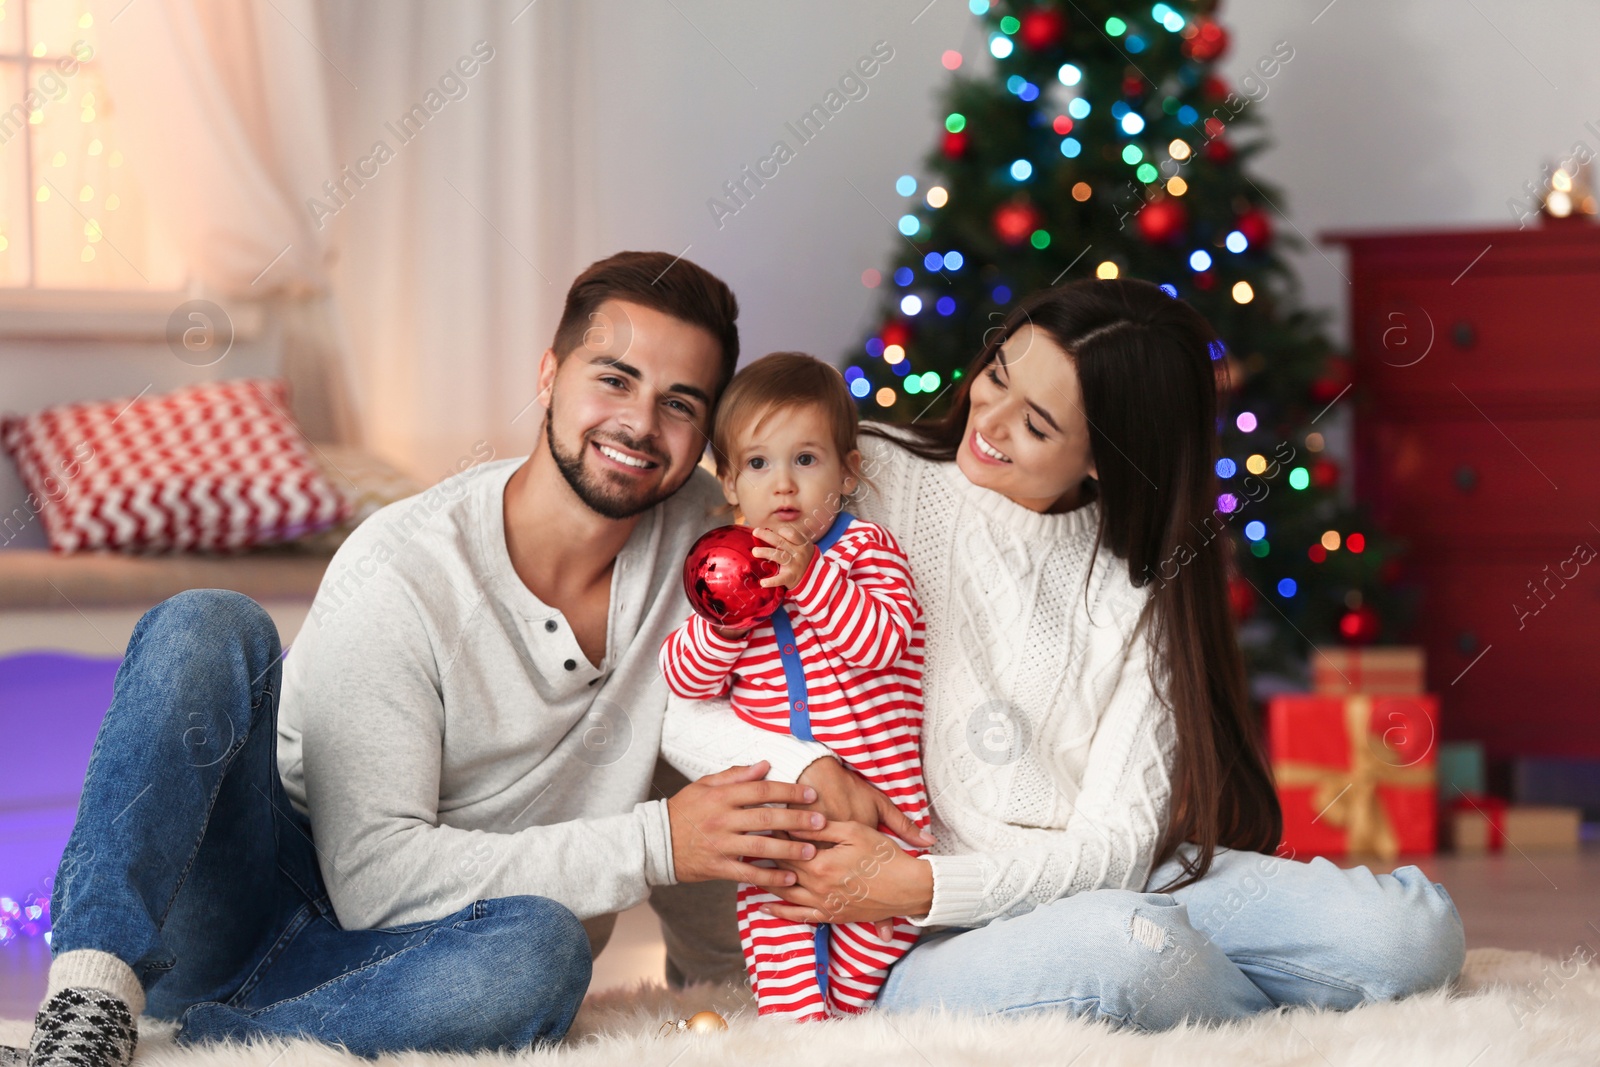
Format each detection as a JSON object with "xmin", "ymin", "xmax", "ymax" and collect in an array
[{"xmin": 659, "ymin": 352, "xmax": 929, "ymax": 1021}]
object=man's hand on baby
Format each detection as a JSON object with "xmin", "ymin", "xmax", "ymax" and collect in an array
[
  {"xmin": 751, "ymin": 525, "xmax": 815, "ymax": 590},
  {"xmin": 667, "ymin": 761, "xmax": 828, "ymax": 887}
]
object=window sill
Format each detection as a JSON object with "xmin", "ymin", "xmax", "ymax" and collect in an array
[{"xmin": 0, "ymin": 289, "xmax": 266, "ymax": 342}]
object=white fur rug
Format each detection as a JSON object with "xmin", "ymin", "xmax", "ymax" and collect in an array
[{"xmin": 3, "ymin": 949, "xmax": 1596, "ymax": 1065}]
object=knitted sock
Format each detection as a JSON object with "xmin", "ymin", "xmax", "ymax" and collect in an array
[
  {"xmin": 26, "ymin": 991, "xmax": 136, "ymax": 1067},
  {"xmin": 27, "ymin": 950, "xmax": 143, "ymax": 1067}
]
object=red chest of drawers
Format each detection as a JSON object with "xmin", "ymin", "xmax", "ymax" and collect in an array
[{"xmin": 1326, "ymin": 223, "xmax": 1600, "ymax": 761}]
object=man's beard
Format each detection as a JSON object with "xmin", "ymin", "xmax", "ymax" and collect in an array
[{"xmin": 545, "ymin": 406, "xmax": 676, "ymax": 520}]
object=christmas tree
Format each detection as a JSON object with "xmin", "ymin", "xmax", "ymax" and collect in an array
[{"xmin": 846, "ymin": 0, "xmax": 1412, "ymax": 688}]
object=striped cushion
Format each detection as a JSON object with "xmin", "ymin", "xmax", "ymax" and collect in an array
[{"xmin": 1, "ymin": 379, "xmax": 350, "ymax": 553}]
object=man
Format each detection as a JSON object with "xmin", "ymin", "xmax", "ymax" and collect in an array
[{"xmin": 18, "ymin": 251, "xmax": 886, "ymax": 1067}]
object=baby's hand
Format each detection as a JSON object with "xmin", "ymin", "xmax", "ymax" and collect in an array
[{"xmin": 751, "ymin": 525, "xmax": 816, "ymax": 590}]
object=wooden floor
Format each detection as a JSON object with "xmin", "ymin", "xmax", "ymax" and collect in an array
[
  {"xmin": 1408, "ymin": 847, "xmax": 1600, "ymax": 958},
  {"xmin": 2, "ymin": 846, "xmax": 1595, "ymax": 1023}
]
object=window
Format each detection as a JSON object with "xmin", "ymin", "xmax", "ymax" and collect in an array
[{"xmin": 0, "ymin": 0, "xmax": 183, "ymax": 288}]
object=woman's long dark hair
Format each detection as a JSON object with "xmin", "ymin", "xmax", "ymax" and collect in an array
[{"xmin": 864, "ymin": 278, "xmax": 1281, "ymax": 891}]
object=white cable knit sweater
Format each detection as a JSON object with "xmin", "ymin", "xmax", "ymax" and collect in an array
[{"xmin": 663, "ymin": 422, "xmax": 1178, "ymax": 929}]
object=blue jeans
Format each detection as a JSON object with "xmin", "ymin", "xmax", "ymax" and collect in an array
[
  {"xmin": 878, "ymin": 845, "xmax": 1466, "ymax": 1030},
  {"xmin": 48, "ymin": 589, "xmax": 591, "ymax": 1057}
]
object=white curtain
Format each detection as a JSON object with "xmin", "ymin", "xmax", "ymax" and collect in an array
[
  {"xmin": 93, "ymin": 0, "xmax": 359, "ymax": 444},
  {"xmin": 316, "ymin": 0, "xmax": 595, "ymax": 478},
  {"xmin": 97, "ymin": 0, "xmax": 591, "ymax": 476}
]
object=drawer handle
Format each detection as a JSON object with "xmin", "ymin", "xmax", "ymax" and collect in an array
[
  {"xmin": 1453, "ymin": 464, "xmax": 1478, "ymax": 492},
  {"xmin": 1451, "ymin": 320, "xmax": 1477, "ymax": 349}
]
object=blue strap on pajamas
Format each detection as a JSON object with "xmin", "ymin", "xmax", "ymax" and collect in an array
[{"xmin": 766, "ymin": 510, "xmax": 855, "ymax": 1004}]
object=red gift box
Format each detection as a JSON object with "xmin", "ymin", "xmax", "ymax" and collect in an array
[{"xmin": 1269, "ymin": 693, "xmax": 1439, "ymax": 859}]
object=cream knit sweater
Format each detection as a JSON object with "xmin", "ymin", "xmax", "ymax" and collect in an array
[{"xmin": 663, "ymin": 422, "xmax": 1177, "ymax": 929}]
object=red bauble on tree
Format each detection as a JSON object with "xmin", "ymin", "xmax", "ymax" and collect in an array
[
  {"xmin": 1122, "ymin": 74, "xmax": 1145, "ymax": 97},
  {"xmin": 880, "ymin": 320, "xmax": 911, "ymax": 349},
  {"xmin": 992, "ymin": 199, "xmax": 1042, "ymax": 245},
  {"xmin": 1309, "ymin": 357, "xmax": 1351, "ymax": 405},
  {"xmin": 1228, "ymin": 574, "xmax": 1256, "ymax": 622},
  {"xmin": 1235, "ymin": 207, "xmax": 1273, "ymax": 248},
  {"xmin": 1182, "ymin": 18, "xmax": 1229, "ymax": 61},
  {"xmin": 1337, "ymin": 603, "xmax": 1382, "ymax": 645},
  {"xmin": 1309, "ymin": 378, "xmax": 1343, "ymax": 405},
  {"xmin": 1202, "ymin": 75, "xmax": 1230, "ymax": 101},
  {"xmin": 1311, "ymin": 459, "xmax": 1341, "ymax": 489},
  {"xmin": 1204, "ymin": 138, "xmax": 1234, "ymax": 163},
  {"xmin": 1018, "ymin": 8, "xmax": 1066, "ymax": 50},
  {"xmin": 1136, "ymin": 197, "xmax": 1188, "ymax": 244},
  {"xmin": 942, "ymin": 130, "xmax": 969, "ymax": 159}
]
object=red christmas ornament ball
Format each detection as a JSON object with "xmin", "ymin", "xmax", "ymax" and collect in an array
[
  {"xmin": 1235, "ymin": 208, "xmax": 1273, "ymax": 247},
  {"xmin": 880, "ymin": 320, "xmax": 911, "ymax": 349},
  {"xmin": 1227, "ymin": 574, "xmax": 1256, "ymax": 622},
  {"xmin": 942, "ymin": 130, "xmax": 969, "ymax": 159},
  {"xmin": 1309, "ymin": 379, "xmax": 1341, "ymax": 404},
  {"xmin": 1311, "ymin": 459, "xmax": 1341, "ymax": 489},
  {"xmin": 1309, "ymin": 357, "xmax": 1351, "ymax": 404},
  {"xmin": 993, "ymin": 200, "xmax": 1042, "ymax": 245},
  {"xmin": 1018, "ymin": 9, "xmax": 1066, "ymax": 50},
  {"xmin": 682, "ymin": 526, "xmax": 782, "ymax": 629},
  {"xmin": 1182, "ymin": 18, "xmax": 1229, "ymax": 61},
  {"xmin": 1204, "ymin": 138, "xmax": 1234, "ymax": 163},
  {"xmin": 1136, "ymin": 198, "xmax": 1188, "ymax": 244},
  {"xmin": 1337, "ymin": 603, "xmax": 1382, "ymax": 645},
  {"xmin": 1122, "ymin": 74, "xmax": 1145, "ymax": 97},
  {"xmin": 1202, "ymin": 75, "xmax": 1230, "ymax": 101}
]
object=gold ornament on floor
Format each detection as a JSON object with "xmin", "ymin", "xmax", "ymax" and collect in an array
[{"xmin": 659, "ymin": 1010, "xmax": 729, "ymax": 1035}]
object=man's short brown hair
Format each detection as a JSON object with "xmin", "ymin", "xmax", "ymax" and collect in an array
[{"xmin": 551, "ymin": 250, "xmax": 740, "ymax": 399}]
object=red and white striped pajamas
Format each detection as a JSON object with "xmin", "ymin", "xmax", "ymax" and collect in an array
[{"xmin": 660, "ymin": 517, "xmax": 929, "ymax": 1021}]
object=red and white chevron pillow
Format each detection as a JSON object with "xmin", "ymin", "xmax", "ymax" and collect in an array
[{"xmin": 1, "ymin": 379, "xmax": 351, "ymax": 553}]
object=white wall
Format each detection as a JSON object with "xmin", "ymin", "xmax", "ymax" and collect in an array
[
  {"xmin": 1213, "ymin": 0, "xmax": 1600, "ymax": 345},
  {"xmin": 575, "ymin": 0, "xmax": 980, "ymax": 372}
]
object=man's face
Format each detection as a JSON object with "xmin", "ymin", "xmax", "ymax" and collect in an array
[{"xmin": 538, "ymin": 298, "xmax": 721, "ymax": 520}]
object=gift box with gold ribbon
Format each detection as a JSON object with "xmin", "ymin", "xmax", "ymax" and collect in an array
[
  {"xmin": 1310, "ymin": 646, "xmax": 1425, "ymax": 695},
  {"xmin": 1268, "ymin": 693, "xmax": 1439, "ymax": 859}
]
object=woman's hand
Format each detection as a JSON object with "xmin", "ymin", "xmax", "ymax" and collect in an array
[
  {"xmin": 765, "ymin": 820, "xmax": 935, "ymax": 927},
  {"xmin": 796, "ymin": 757, "xmax": 936, "ymax": 849},
  {"xmin": 751, "ymin": 525, "xmax": 815, "ymax": 590}
]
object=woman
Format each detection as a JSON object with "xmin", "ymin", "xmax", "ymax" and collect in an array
[{"xmin": 663, "ymin": 277, "xmax": 1465, "ymax": 1030}]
